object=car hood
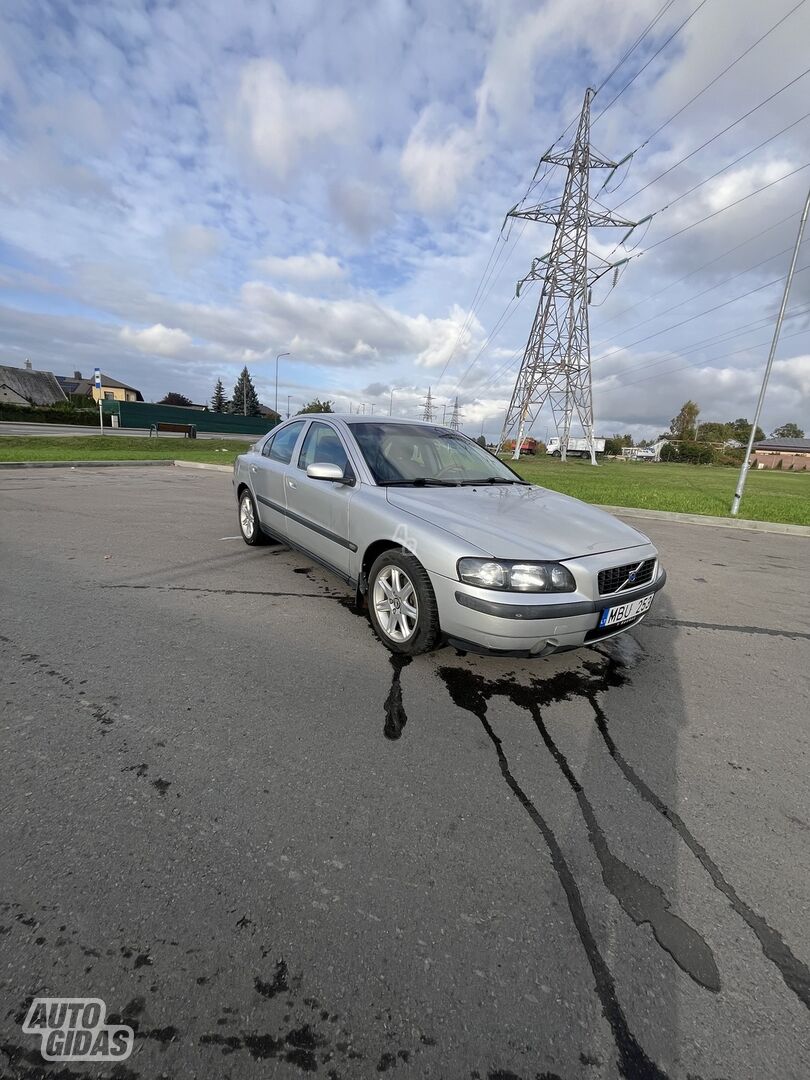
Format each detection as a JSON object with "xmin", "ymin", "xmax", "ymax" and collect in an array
[{"xmin": 385, "ymin": 484, "xmax": 651, "ymax": 561}]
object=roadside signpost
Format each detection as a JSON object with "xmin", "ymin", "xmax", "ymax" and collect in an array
[{"xmin": 95, "ymin": 368, "xmax": 103, "ymax": 435}]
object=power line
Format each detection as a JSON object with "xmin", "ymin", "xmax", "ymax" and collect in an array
[
  {"xmin": 596, "ymin": 302, "xmax": 810, "ymax": 382},
  {"xmin": 596, "ymin": 321, "xmax": 810, "ymax": 397},
  {"xmin": 592, "ymin": 0, "xmax": 712, "ymax": 125},
  {"xmin": 594, "ymin": 260, "xmax": 810, "ymax": 358},
  {"xmin": 591, "ymin": 242, "xmax": 796, "ymax": 350},
  {"xmin": 613, "ymin": 65, "xmax": 810, "ymax": 209},
  {"xmin": 594, "ymin": 209, "xmax": 801, "ymax": 327},
  {"xmin": 594, "ymin": 0, "xmax": 679, "ymax": 95},
  {"xmin": 624, "ymin": 0, "xmax": 809, "ymax": 157},
  {"xmin": 642, "ymin": 110, "xmax": 810, "ymax": 220},
  {"xmin": 643, "ymin": 161, "xmax": 810, "ymax": 254}
]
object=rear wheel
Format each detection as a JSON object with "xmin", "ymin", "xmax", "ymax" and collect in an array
[
  {"xmin": 238, "ymin": 489, "xmax": 268, "ymax": 546},
  {"xmin": 368, "ymin": 550, "xmax": 440, "ymax": 656}
]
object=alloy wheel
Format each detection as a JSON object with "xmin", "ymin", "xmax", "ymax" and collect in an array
[
  {"xmin": 240, "ymin": 494, "xmax": 255, "ymax": 539},
  {"xmin": 373, "ymin": 565, "xmax": 419, "ymax": 642}
]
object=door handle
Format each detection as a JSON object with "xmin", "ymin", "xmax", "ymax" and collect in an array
[
  {"xmin": 250, "ymin": 465, "xmax": 257, "ymax": 473},
  {"xmin": 286, "ymin": 478, "xmax": 297, "ymax": 489}
]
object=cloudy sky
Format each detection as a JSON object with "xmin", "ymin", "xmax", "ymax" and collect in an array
[{"xmin": 1, "ymin": 0, "xmax": 809, "ymax": 440}]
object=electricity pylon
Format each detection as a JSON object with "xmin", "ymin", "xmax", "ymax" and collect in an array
[
  {"xmin": 448, "ymin": 396, "xmax": 462, "ymax": 431},
  {"xmin": 422, "ymin": 387, "xmax": 435, "ymax": 421},
  {"xmin": 497, "ymin": 88, "xmax": 635, "ymax": 464}
]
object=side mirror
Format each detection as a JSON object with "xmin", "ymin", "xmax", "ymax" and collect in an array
[{"xmin": 306, "ymin": 462, "xmax": 351, "ymax": 484}]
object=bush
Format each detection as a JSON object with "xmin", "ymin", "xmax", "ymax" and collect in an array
[
  {"xmin": 659, "ymin": 441, "xmax": 715, "ymax": 464},
  {"xmin": 0, "ymin": 402, "xmax": 106, "ymax": 425}
]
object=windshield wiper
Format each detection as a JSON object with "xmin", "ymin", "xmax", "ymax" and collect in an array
[
  {"xmin": 380, "ymin": 477, "xmax": 460, "ymax": 487},
  {"xmin": 460, "ymin": 476, "xmax": 528, "ymax": 485}
]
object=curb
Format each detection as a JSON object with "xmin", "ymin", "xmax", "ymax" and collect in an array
[
  {"xmin": 173, "ymin": 460, "xmax": 232, "ymax": 473},
  {"xmin": 600, "ymin": 504, "xmax": 810, "ymax": 537},
  {"xmin": 0, "ymin": 459, "xmax": 173, "ymax": 470}
]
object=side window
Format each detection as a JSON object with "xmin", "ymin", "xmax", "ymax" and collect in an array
[
  {"xmin": 263, "ymin": 422, "xmax": 304, "ymax": 464},
  {"xmin": 298, "ymin": 422, "xmax": 350, "ymax": 473}
]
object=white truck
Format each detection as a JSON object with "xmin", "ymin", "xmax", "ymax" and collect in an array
[{"xmin": 546, "ymin": 436, "xmax": 605, "ymax": 458}]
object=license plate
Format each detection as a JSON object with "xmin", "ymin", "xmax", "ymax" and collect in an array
[{"xmin": 599, "ymin": 593, "xmax": 654, "ymax": 628}]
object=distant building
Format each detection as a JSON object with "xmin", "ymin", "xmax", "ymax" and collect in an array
[
  {"xmin": 257, "ymin": 404, "xmax": 282, "ymax": 421},
  {"xmin": 0, "ymin": 363, "xmax": 67, "ymax": 406},
  {"xmin": 751, "ymin": 438, "xmax": 810, "ymax": 471},
  {"xmin": 56, "ymin": 370, "xmax": 143, "ymax": 403}
]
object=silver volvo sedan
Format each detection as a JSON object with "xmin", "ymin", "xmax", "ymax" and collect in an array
[{"xmin": 232, "ymin": 415, "xmax": 666, "ymax": 657}]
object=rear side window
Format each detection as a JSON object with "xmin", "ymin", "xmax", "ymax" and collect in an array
[
  {"xmin": 263, "ymin": 422, "xmax": 304, "ymax": 463},
  {"xmin": 298, "ymin": 422, "xmax": 350, "ymax": 473}
]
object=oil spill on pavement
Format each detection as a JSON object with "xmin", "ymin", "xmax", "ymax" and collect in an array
[
  {"xmin": 255, "ymin": 959, "xmax": 289, "ymax": 998},
  {"xmin": 586, "ymin": 681, "xmax": 810, "ymax": 1014},
  {"xmin": 383, "ymin": 655, "xmax": 413, "ymax": 740},
  {"xmin": 482, "ymin": 671, "xmax": 721, "ymax": 992},
  {"xmin": 101, "ymin": 583, "xmax": 343, "ymax": 600},
  {"xmin": 644, "ymin": 617, "xmax": 810, "ymax": 641},
  {"xmin": 438, "ymin": 664, "xmax": 668, "ymax": 1080}
]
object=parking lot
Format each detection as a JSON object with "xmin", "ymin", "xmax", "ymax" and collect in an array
[{"xmin": 1, "ymin": 466, "xmax": 809, "ymax": 1079}]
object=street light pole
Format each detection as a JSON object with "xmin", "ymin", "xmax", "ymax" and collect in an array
[
  {"xmin": 730, "ymin": 186, "xmax": 810, "ymax": 516},
  {"xmin": 287, "ymin": 394, "xmax": 291, "ymax": 419},
  {"xmin": 275, "ymin": 352, "xmax": 290, "ymax": 415}
]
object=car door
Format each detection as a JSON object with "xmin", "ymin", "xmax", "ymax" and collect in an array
[
  {"xmin": 250, "ymin": 421, "xmax": 306, "ymax": 538},
  {"xmin": 284, "ymin": 421, "xmax": 357, "ymax": 577}
]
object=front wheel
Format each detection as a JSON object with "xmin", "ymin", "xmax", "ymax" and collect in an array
[
  {"xmin": 368, "ymin": 550, "xmax": 441, "ymax": 656},
  {"xmin": 238, "ymin": 489, "xmax": 268, "ymax": 546}
]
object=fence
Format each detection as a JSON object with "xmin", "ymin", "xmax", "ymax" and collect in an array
[{"xmin": 102, "ymin": 400, "xmax": 280, "ymax": 436}]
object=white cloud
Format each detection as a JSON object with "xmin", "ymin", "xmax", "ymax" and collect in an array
[
  {"xmin": 165, "ymin": 224, "xmax": 221, "ymax": 275},
  {"xmin": 119, "ymin": 323, "xmax": 192, "ymax": 356},
  {"xmin": 400, "ymin": 109, "xmax": 480, "ymax": 213},
  {"xmin": 255, "ymin": 252, "xmax": 345, "ymax": 282},
  {"xmin": 227, "ymin": 58, "xmax": 356, "ymax": 183},
  {"xmin": 241, "ymin": 282, "xmax": 482, "ymax": 369}
]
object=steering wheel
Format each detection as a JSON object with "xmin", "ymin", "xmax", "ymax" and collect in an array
[{"xmin": 436, "ymin": 464, "xmax": 466, "ymax": 479}]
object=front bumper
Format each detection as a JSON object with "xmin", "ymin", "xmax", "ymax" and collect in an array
[{"xmin": 430, "ymin": 563, "xmax": 666, "ymax": 657}]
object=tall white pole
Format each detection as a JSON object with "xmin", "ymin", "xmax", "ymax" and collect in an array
[{"xmin": 731, "ymin": 187, "xmax": 810, "ymax": 516}]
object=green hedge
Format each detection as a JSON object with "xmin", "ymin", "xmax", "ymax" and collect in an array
[{"xmin": 0, "ymin": 402, "xmax": 107, "ymax": 426}]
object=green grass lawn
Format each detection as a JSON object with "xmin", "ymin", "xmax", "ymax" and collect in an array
[
  {"xmin": 1, "ymin": 435, "xmax": 808, "ymax": 525},
  {"xmin": 0, "ymin": 434, "xmax": 251, "ymax": 466},
  {"xmin": 508, "ymin": 456, "xmax": 810, "ymax": 526}
]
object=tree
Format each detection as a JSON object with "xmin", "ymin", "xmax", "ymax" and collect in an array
[
  {"xmin": 159, "ymin": 392, "xmax": 193, "ymax": 407},
  {"xmin": 229, "ymin": 367, "xmax": 261, "ymax": 416},
  {"xmin": 670, "ymin": 400, "xmax": 700, "ymax": 440},
  {"xmin": 298, "ymin": 398, "xmax": 334, "ymax": 414},
  {"xmin": 729, "ymin": 417, "xmax": 765, "ymax": 444},
  {"xmin": 696, "ymin": 421, "xmax": 730, "ymax": 443},
  {"xmin": 476, "ymin": 435, "xmax": 487, "ymax": 447},
  {"xmin": 771, "ymin": 422, "xmax": 805, "ymax": 439},
  {"xmin": 211, "ymin": 378, "xmax": 227, "ymax": 413}
]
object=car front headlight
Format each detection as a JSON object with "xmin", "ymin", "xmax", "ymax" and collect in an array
[{"xmin": 457, "ymin": 558, "xmax": 576, "ymax": 593}]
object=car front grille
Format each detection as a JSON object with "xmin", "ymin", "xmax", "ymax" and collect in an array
[{"xmin": 598, "ymin": 558, "xmax": 656, "ymax": 596}]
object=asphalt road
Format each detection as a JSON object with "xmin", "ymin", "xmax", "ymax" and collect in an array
[
  {"xmin": 0, "ymin": 422, "xmax": 253, "ymax": 440},
  {"xmin": 1, "ymin": 466, "xmax": 809, "ymax": 1080}
]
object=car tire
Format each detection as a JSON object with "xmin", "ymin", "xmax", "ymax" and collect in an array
[
  {"xmin": 238, "ymin": 488, "xmax": 268, "ymax": 546},
  {"xmin": 368, "ymin": 549, "xmax": 441, "ymax": 656}
]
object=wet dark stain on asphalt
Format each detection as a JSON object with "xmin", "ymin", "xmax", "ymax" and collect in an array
[
  {"xmin": 645, "ymin": 617, "xmax": 810, "ymax": 641},
  {"xmin": 255, "ymin": 958, "xmax": 289, "ymax": 998},
  {"xmin": 431, "ymin": 644, "xmax": 810, "ymax": 1062},
  {"xmin": 438, "ymin": 662, "xmax": 668, "ymax": 1080},
  {"xmin": 448, "ymin": 666, "xmax": 720, "ymax": 993},
  {"xmin": 383, "ymin": 654, "xmax": 412, "ymax": 740},
  {"xmin": 584, "ymin": 680, "xmax": 810, "ymax": 1013}
]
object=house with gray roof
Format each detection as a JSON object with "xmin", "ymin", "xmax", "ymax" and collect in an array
[{"xmin": 0, "ymin": 363, "xmax": 68, "ymax": 407}]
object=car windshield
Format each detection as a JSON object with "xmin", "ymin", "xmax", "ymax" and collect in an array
[{"xmin": 347, "ymin": 422, "xmax": 526, "ymax": 486}]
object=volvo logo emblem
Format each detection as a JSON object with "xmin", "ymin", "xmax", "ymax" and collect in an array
[{"xmin": 627, "ymin": 570, "xmax": 637, "ymax": 583}]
